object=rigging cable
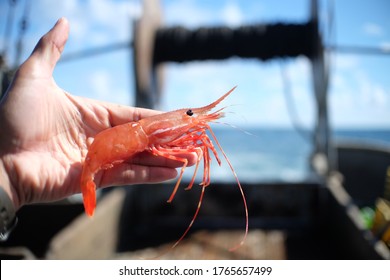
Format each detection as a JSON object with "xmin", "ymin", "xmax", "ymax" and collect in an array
[
  {"xmin": 14, "ymin": 0, "xmax": 31, "ymax": 66},
  {"xmin": 1, "ymin": 0, "xmax": 18, "ymax": 98},
  {"xmin": 1, "ymin": 0, "xmax": 17, "ymax": 56},
  {"xmin": 279, "ymin": 60, "xmax": 313, "ymax": 144}
]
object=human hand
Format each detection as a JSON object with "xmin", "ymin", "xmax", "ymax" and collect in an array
[{"xmin": 0, "ymin": 18, "xmax": 195, "ymax": 210}]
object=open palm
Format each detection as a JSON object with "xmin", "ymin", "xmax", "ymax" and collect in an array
[{"xmin": 0, "ymin": 18, "xmax": 191, "ymax": 210}]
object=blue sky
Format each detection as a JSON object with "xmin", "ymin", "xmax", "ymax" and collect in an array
[{"xmin": 1, "ymin": 0, "xmax": 389, "ymax": 129}]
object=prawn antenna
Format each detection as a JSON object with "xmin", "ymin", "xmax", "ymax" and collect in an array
[
  {"xmin": 207, "ymin": 125, "xmax": 249, "ymax": 251},
  {"xmin": 214, "ymin": 120, "xmax": 259, "ymax": 138}
]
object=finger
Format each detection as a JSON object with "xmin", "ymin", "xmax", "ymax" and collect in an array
[
  {"xmin": 68, "ymin": 94, "xmax": 162, "ymax": 127},
  {"xmin": 98, "ymin": 100, "xmax": 162, "ymax": 126},
  {"xmin": 98, "ymin": 163, "xmax": 178, "ymax": 187},
  {"xmin": 130, "ymin": 151, "xmax": 198, "ymax": 168},
  {"xmin": 21, "ymin": 17, "xmax": 69, "ymax": 77}
]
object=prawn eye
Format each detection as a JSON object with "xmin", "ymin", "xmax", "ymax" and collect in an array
[{"xmin": 186, "ymin": 109, "xmax": 193, "ymax": 116}]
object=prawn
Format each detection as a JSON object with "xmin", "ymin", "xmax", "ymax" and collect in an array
[{"xmin": 80, "ymin": 86, "xmax": 248, "ymax": 251}]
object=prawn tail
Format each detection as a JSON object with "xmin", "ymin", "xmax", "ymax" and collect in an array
[{"xmin": 82, "ymin": 178, "xmax": 97, "ymax": 217}]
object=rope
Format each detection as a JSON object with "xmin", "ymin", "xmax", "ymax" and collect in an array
[{"xmin": 153, "ymin": 22, "xmax": 317, "ymax": 64}]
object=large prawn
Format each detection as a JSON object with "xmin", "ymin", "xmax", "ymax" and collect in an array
[{"xmin": 80, "ymin": 86, "xmax": 248, "ymax": 251}]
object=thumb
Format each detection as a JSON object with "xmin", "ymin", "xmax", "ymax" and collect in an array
[{"xmin": 21, "ymin": 18, "xmax": 69, "ymax": 77}]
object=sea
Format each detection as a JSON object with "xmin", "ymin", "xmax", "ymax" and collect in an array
[{"xmin": 182, "ymin": 127, "xmax": 390, "ymax": 183}]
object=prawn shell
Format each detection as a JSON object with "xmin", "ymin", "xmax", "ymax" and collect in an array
[{"xmin": 81, "ymin": 122, "xmax": 148, "ymax": 216}]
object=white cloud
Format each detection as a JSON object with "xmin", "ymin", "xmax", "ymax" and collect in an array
[
  {"xmin": 359, "ymin": 72, "xmax": 388, "ymax": 109},
  {"xmin": 87, "ymin": 69, "xmax": 129, "ymax": 104},
  {"xmin": 163, "ymin": 0, "xmax": 215, "ymax": 27},
  {"xmin": 30, "ymin": 0, "xmax": 138, "ymax": 49},
  {"xmin": 163, "ymin": 0, "xmax": 251, "ymax": 28},
  {"xmin": 88, "ymin": 70, "xmax": 111, "ymax": 99},
  {"xmin": 284, "ymin": 64, "xmax": 314, "ymax": 127},
  {"xmin": 332, "ymin": 54, "xmax": 359, "ymax": 70},
  {"xmin": 329, "ymin": 54, "xmax": 390, "ymax": 127},
  {"xmin": 10, "ymin": 1, "xmax": 136, "ymax": 106},
  {"xmin": 162, "ymin": 57, "xmax": 316, "ymax": 128},
  {"xmin": 380, "ymin": 42, "xmax": 390, "ymax": 52},
  {"xmin": 221, "ymin": 2, "xmax": 243, "ymax": 27},
  {"xmin": 363, "ymin": 22, "xmax": 385, "ymax": 37}
]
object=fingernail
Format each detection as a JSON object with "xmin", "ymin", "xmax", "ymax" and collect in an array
[{"xmin": 55, "ymin": 17, "xmax": 68, "ymax": 27}]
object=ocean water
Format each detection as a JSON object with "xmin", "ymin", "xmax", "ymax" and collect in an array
[{"xmin": 181, "ymin": 127, "xmax": 390, "ymax": 183}]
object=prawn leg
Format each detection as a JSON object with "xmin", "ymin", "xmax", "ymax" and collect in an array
[
  {"xmin": 184, "ymin": 147, "xmax": 203, "ymax": 190},
  {"xmin": 171, "ymin": 185, "xmax": 206, "ymax": 249},
  {"xmin": 150, "ymin": 146, "xmax": 202, "ymax": 203}
]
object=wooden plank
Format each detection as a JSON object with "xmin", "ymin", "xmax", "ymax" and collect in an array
[
  {"xmin": 114, "ymin": 229, "xmax": 286, "ymax": 260},
  {"xmin": 46, "ymin": 189, "xmax": 125, "ymax": 260},
  {"xmin": 133, "ymin": 0, "xmax": 164, "ymax": 108}
]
